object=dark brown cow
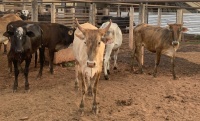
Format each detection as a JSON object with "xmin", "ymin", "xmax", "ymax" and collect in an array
[
  {"xmin": 132, "ymin": 23, "xmax": 188, "ymax": 79},
  {"xmin": 3, "ymin": 23, "xmax": 44, "ymax": 92},
  {"xmin": 5, "ymin": 20, "xmax": 75, "ymax": 75}
]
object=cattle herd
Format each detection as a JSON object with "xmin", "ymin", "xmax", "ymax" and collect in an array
[{"xmin": 0, "ymin": 11, "xmax": 188, "ymax": 115}]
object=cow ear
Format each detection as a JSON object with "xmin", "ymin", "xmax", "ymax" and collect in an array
[
  {"xmin": 68, "ymin": 30, "xmax": 73, "ymax": 36},
  {"xmin": 181, "ymin": 27, "xmax": 188, "ymax": 32},
  {"xmin": 99, "ymin": 19, "xmax": 112, "ymax": 36},
  {"xmin": 75, "ymin": 33, "xmax": 85, "ymax": 40},
  {"xmin": 3, "ymin": 31, "xmax": 14, "ymax": 37},
  {"xmin": 26, "ymin": 31, "xmax": 35, "ymax": 37}
]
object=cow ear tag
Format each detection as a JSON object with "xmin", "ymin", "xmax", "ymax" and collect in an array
[{"xmin": 68, "ymin": 30, "xmax": 73, "ymax": 35}]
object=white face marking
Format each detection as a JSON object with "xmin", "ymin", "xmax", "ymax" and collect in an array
[
  {"xmin": 22, "ymin": 10, "xmax": 29, "ymax": 16},
  {"xmin": 16, "ymin": 27, "xmax": 24, "ymax": 39}
]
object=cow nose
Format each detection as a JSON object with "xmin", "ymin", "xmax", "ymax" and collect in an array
[
  {"xmin": 172, "ymin": 41, "xmax": 179, "ymax": 46},
  {"xmin": 87, "ymin": 61, "xmax": 96, "ymax": 68},
  {"xmin": 15, "ymin": 49, "xmax": 23, "ymax": 53}
]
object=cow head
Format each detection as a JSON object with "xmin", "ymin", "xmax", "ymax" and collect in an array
[
  {"xmin": 16, "ymin": 10, "xmax": 31, "ymax": 20},
  {"xmin": 100, "ymin": 22, "xmax": 115, "ymax": 44},
  {"xmin": 3, "ymin": 25, "xmax": 35, "ymax": 53},
  {"xmin": 167, "ymin": 23, "xmax": 188, "ymax": 46},
  {"xmin": 75, "ymin": 18, "xmax": 111, "ymax": 68}
]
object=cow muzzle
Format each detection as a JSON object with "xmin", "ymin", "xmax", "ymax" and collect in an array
[
  {"xmin": 172, "ymin": 41, "xmax": 179, "ymax": 46},
  {"xmin": 87, "ymin": 61, "xmax": 96, "ymax": 68},
  {"xmin": 15, "ymin": 48, "xmax": 24, "ymax": 53}
]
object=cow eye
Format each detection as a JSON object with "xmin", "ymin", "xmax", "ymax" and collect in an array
[
  {"xmin": 98, "ymin": 41, "xmax": 101, "ymax": 45},
  {"xmin": 84, "ymin": 41, "xmax": 86, "ymax": 44}
]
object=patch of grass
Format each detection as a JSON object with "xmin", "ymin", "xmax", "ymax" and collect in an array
[{"xmin": 62, "ymin": 61, "xmax": 75, "ymax": 67}]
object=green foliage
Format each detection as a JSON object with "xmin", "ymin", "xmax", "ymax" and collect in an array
[{"xmin": 62, "ymin": 61, "xmax": 75, "ymax": 67}]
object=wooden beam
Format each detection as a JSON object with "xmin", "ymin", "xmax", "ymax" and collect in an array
[
  {"xmin": 139, "ymin": 3, "xmax": 145, "ymax": 65},
  {"xmin": 129, "ymin": 6, "xmax": 134, "ymax": 50},
  {"xmin": 31, "ymin": 0, "xmax": 38, "ymax": 22},
  {"xmin": 176, "ymin": 9, "xmax": 183, "ymax": 24},
  {"xmin": 51, "ymin": 3, "xmax": 55, "ymax": 23},
  {"xmin": 157, "ymin": 7, "xmax": 161, "ymax": 26}
]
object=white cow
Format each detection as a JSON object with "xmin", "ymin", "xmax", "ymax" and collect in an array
[
  {"xmin": 73, "ymin": 19, "xmax": 111, "ymax": 115},
  {"xmin": 100, "ymin": 22, "xmax": 123, "ymax": 80}
]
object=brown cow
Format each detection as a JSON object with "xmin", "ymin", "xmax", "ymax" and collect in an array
[
  {"xmin": 132, "ymin": 23, "xmax": 188, "ymax": 79},
  {"xmin": 0, "ymin": 14, "xmax": 22, "ymax": 53},
  {"xmin": 73, "ymin": 19, "xmax": 111, "ymax": 114}
]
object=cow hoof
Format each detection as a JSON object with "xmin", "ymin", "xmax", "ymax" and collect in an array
[
  {"xmin": 13, "ymin": 89, "xmax": 17, "ymax": 93},
  {"xmin": 74, "ymin": 86, "xmax": 79, "ymax": 91},
  {"xmin": 173, "ymin": 76, "xmax": 178, "ymax": 80},
  {"xmin": 25, "ymin": 89, "xmax": 30, "ymax": 93},
  {"xmin": 88, "ymin": 86, "xmax": 93, "ymax": 96},
  {"xmin": 113, "ymin": 67, "xmax": 117, "ymax": 70},
  {"xmin": 74, "ymin": 82, "xmax": 79, "ymax": 91},
  {"xmin": 79, "ymin": 103, "xmax": 84, "ymax": 116},
  {"xmin": 36, "ymin": 72, "xmax": 42, "ymax": 79},
  {"xmin": 134, "ymin": 70, "xmax": 143, "ymax": 74},
  {"xmin": 107, "ymin": 70, "xmax": 110, "ymax": 75},
  {"xmin": 92, "ymin": 105, "xmax": 99, "ymax": 114},
  {"xmin": 153, "ymin": 73, "xmax": 157, "ymax": 78},
  {"xmin": 104, "ymin": 75, "xmax": 109, "ymax": 80}
]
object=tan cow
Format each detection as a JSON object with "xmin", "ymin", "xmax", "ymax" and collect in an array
[
  {"xmin": 73, "ymin": 19, "xmax": 111, "ymax": 114},
  {"xmin": 0, "ymin": 14, "xmax": 22, "ymax": 53},
  {"xmin": 132, "ymin": 23, "xmax": 188, "ymax": 80}
]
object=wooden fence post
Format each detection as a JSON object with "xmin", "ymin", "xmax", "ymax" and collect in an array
[
  {"xmin": 51, "ymin": 3, "xmax": 55, "ymax": 23},
  {"xmin": 117, "ymin": 5, "xmax": 121, "ymax": 17},
  {"xmin": 129, "ymin": 6, "xmax": 134, "ymax": 50},
  {"xmin": 157, "ymin": 7, "xmax": 162, "ymax": 26},
  {"xmin": 103, "ymin": 7, "xmax": 109, "ymax": 16},
  {"xmin": 71, "ymin": 7, "xmax": 75, "ymax": 27},
  {"xmin": 31, "ymin": 0, "xmax": 38, "ymax": 22},
  {"xmin": 89, "ymin": 3, "xmax": 96, "ymax": 25},
  {"xmin": 177, "ymin": 9, "xmax": 184, "ymax": 41},
  {"xmin": 139, "ymin": 3, "xmax": 145, "ymax": 65},
  {"xmin": 176, "ymin": 9, "xmax": 183, "ymax": 24}
]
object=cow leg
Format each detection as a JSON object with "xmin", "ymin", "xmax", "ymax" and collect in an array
[
  {"xmin": 3, "ymin": 44, "xmax": 7, "ymax": 54},
  {"xmin": 135, "ymin": 45, "xmax": 143, "ymax": 74},
  {"xmin": 7, "ymin": 51, "xmax": 12, "ymax": 74},
  {"xmin": 104, "ymin": 44, "xmax": 114, "ymax": 80},
  {"xmin": 113, "ymin": 48, "xmax": 119, "ymax": 70},
  {"xmin": 0, "ymin": 43, "xmax": 1, "ymax": 52},
  {"xmin": 24, "ymin": 58, "xmax": 31, "ymax": 91},
  {"xmin": 87, "ymin": 76, "xmax": 92, "ymax": 96},
  {"xmin": 74, "ymin": 61, "xmax": 79, "ymax": 90},
  {"xmin": 49, "ymin": 50, "xmax": 54, "ymax": 74},
  {"xmin": 34, "ymin": 51, "xmax": 38, "ymax": 68},
  {"xmin": 92, "ymin": 72, "xmax": 101, "ymax": 114},
  {"xmin": 37, "ymin": 47, "xmax": 44, "ymax": 78},
  {"xmin": 79, "ymin": 73, "xmax": 86, "ymax": 115},
  {"xmin": 13, "ymin": 59, "xmax": 19, "ymax": 92},
  {"xmin": 153, "ymin": 51, "xmax": 161, "ymax": 78},
  {"xmin": 131, "ymin": 47, "xmax": 136, "ymax": 71},
  {"xmin": 107, "ymin": 58, "xmax": 110, "ymax": 75},
  {"xmin": 171, "ymin": 56, "xmax": 177, "ymax": 80}
]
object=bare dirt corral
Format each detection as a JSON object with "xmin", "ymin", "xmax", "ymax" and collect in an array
[{"xmin": 1, "ymin": 35, "xmax": 200, "ymax": 121}]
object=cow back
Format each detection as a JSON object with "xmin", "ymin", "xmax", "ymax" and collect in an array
[{"xmin": 38, "ymin": 23, "xmax": 74, "ymax": 51}]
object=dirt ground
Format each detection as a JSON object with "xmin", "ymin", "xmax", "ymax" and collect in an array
[{"xmin": 0, "ymin": 35, "xmax": 200, "ymax": 121}]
